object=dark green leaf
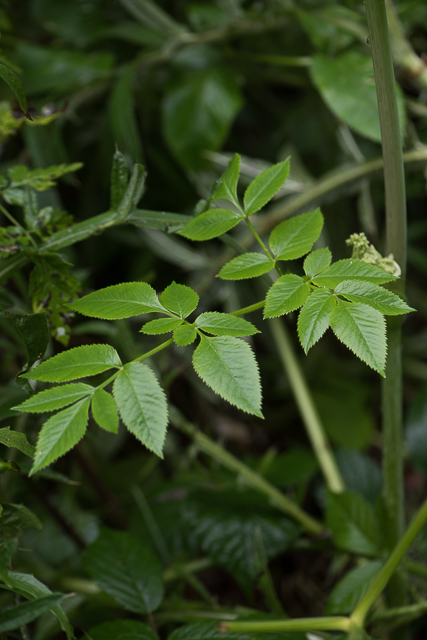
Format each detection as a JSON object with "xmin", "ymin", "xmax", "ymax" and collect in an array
[
  {"xmin": 244, "ymin": 158, "xmax": 290, "ymax": 216},
  {"xmin": 264, "ymin": 275, "xmax": 310, "ymax": 319},
  {"xmin": 218, "ymin": 253, "xmax": 275, "ymax": 280},
  {"xmin": 80, "ymin": 620, "xmax": 157, "ymax": 640},
  {"xmin": 0, "ymin": 62, "xmax": 31, "ymax": 119},
  {"xmin": 82, "ymin": 529, "xmax": 164, "ymax": 613},
  {"xmin": 325, "ymin": 560, "xmax": 383, "ymax": 615},
  {"xmin": 109, "ymin": 65, "xmax": 143, "ymax": 163},
  {"xmin": 326, "ymin": 490, "xmax": 381, "ymax": 556},
  {"xmin": 0, "ymin": 427, "xmax": 35, "ymax": 458},
  {"xmin": 269, "ymin": 209, "xmax": 323, "ymax": 261},
  {"xmin": 0, "ymin": 503, "xmax": 42, "ymax": 539},
  {"xmin": 179, "ymin": 209, "xmax": 243, "ymax": 241},
  {"xmin": 195, "ymin": 312, "xmax": 260, "ymax": 337},
  {"xmin": 0, "ymin": 594, "xmax": 64, "ymax": 633},
  {"xmin": 110, "ymin": 149, "xmax": 129, "ymax": 210}
]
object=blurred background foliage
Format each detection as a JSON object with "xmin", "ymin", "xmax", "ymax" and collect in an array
[{"xmin": 1, "ymin": 0, "xmax": 427, "ymax": 638}]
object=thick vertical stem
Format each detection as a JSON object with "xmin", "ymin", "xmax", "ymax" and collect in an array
[{"xmin": 365, "ymin": 0, "xmax": 407, "ymax": 632}]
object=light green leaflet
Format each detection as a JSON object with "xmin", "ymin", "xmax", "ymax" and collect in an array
[
  {"xmin": 298, "ymin": 289, "xmax": 336, "ymax": 353},
  {"xmin": 264, "ymin": 275, "xmax": 310, "ymax": 318},
  {"xmin": 330, "ymin": 300, "xmax": 386, "ymax": 376},
  {"xmin": 179, "ymin": 209, "xmax": 243, "ymax": 241},
  {"xmin": 91, "ymin": 388, "xmax": 118, "ymax": 434},
  {"xmin": 192, "ymin": 335, "xmax": 263, "ymax": 418},
  {"xmin": 212, "ymin": 153, "xmax": 241, "ymax": 209},
  {"xmin": 335, "ymin": 280, "xmax": 414, "ymax": 315},
  {"xmin": 174, "ymin": 324, "xmax": 197, "ymax": 346},
  {"xmin": 243, "ymin": 158, "xmax": 290, "ymax": 216},
  {"xmin": 269, "ymin": 208, "xmax": 323, "ymax": 261},
  {"xmin": 12, "ymin": 382, "xmax": 94, "ymax": 413},
  {"xmin": 312, "ymin": 259, "xmax": 397, "ymax": 288},
  {"xmin": 67, "ymin": 282, "xmax": 167, "ymax": 319},
  {"xmin": 218, "ymin": 253, "xmax": 275, "ymax": 280},
  {"xmin": 303, "ymin": 247, "xmax": 332, "ymax": 277},
  {"xmin": 195, "ymin": 312, "xmax": 259, "ymax": 337},
  {"xmin": 159, "ymin": 282, "xmax": 199, "ymax": 318},
  {"xmin": 21, "ymin": 344, "xmax": 122, "ymax": 382},
  {"xmin": 113, "ymin": 363, "xmax": 168, "ymax": 457},
  {"xmin": 31, "ymin": 397, "xmax": 91, "ymax": 475},
  {"xmin": 141, "ymin": 317, "xmax": 183, "ymax": 335}
]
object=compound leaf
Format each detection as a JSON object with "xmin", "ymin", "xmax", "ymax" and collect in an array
[
  {"xmin": 67, "ymin": 282, "xmax": 167, "ymax": 319},
  {"xmin": 195, "ymin": 312, "xmax": 259, "ymax": 337},
  {"xmin": 159, "ymin": 282, "xmax": 199, "ymax": 318},
  {"xmin": 326, "ymin": 490, "xmax": 381, "ymax": 557},
  {"xmin": 173, "ymin": 324, "xmax": 197, "ymax": 346},
  {"xmin": 192, "ymin": 335, "xmax": 263, "ymax": 418},
  {"xmin": 264, "ymin": 275, "xmax": 310, "ymax": 319},
  {"xmin": 297, "ymin": 289, "xmax": 336, "ymax": 353},
  {"xmin": 330, "ymin": 301, "xmax": 386, "ymax": 376},
  {"xmin": 218, "ymin": 253, "xmax": 275, "ymax": 280},
  {"xmin": 312, "ymin": 259, "xmax": 397, "ymax": 288},
  {"xmin": 179, "ymin": 209, "xmax": 243, "ymax": 241},
  {"xmin": 244, "ymin": 158, "xmax": 290, "ymax": 216},
  {"xmin": 141, "ymin": 317, "xmax": 183, "ymax": 335},
  {"xmin": 304, "ymin": 248, "xmax": 332, "ymax": 277},
  {"xmin": 82, "ymin": 529, "xmax": 163, "ymax": 614},
  {"xmin": 269, "ymin": 209, "xmax": 323, "ymax": 261},
  {"xmin": 335, "ymin": 280, "xmax": 414, "ymax": 316},
  {"xmin": 12, "ymin": 383, "xmax": 94, "ymax": 413},
  {"xmin": 91, "ymin": 388, "xmax": 118, "ymax": 434},
  {"xmin": 21, "ymin": 345, "xmax": 122, "ymax": 382},
  {"xmin": 30, "ymin": 397, "xmax": 91, "ymax": 475},
  {"xmin": 113, "ymin": 363, "xmax": 167, "ymax": 457},
  {"xmin": 212, "ymin": 153, "xmax": 241, "ymax": 208}
]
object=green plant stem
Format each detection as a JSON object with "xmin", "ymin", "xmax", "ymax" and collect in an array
[
  {"xmin": 133, "ymin": 338, "xmax": 173, "ymax": 362},
  {"xmin": 169, "ymin": 405, "xmax": 325, "ymax": 535},
  {"xmin": 244, "ymin": 217, "xmax": 274, "ymax": 261},
  {"xmin": 371, "ymin": 600, "xmax": 427, "ymax": 624},
  {"xmin": 219, "ymin": 616, "xmax": 351, "ymax": 634},
  {"xmin": 404, "ymin": 560, "xmax": 427, "ymax": 581},
  {"xmin": 268, "ymin": 318, "xmax": 344, "ymax": 493},
  {"xmin": 365, "ymin": 0, "xmax": 407, "ymax": 630},
  {"xmin": 230, "ymin": 300, "xmax": 265, "ymax": 316},
  {"xmin": 351, "ymin": 498, "xmax": 427, "ymax": 628}
]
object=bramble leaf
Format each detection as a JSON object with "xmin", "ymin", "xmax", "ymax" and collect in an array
[
  {"xmin": 212, "ymin": 153, "xmax": 241, "ymax": 209},
  {"xmin": 141, "ymin": 317, "xmax": 183, "ymax": 335},
  {"xmin": 21, "ymin": 345, "xmax": 122, "ymax": 382},
  {"xmin": 179, "ymin": 209, "xmax": 243, "ymax": 241},
  {"xmin": 195, "ymin": 312, "xmax": 259, "ymax": 337},
  {"xmin": 12, "ymin": 383, "xmax": 94, "ymax": 413},
  {"xmin": 67, "ymin": 282, "xmax": 167, "ymax": 319},
  {"xmin": 0, "ymin": 428, "xmax": 35, "ymax": 458},
  {"xmin": 218, "ymin": 253, "xmax": 275, "ymax": 280},
  {"xmin": 243, "ymin": 158, "xmax": 290, "ymax": 216},
  {"xmin": 83, "ymin": 529, "xmax": 164, "ymax": 614},
  {"xmin": 113, "ymin": 363, "xmax": 168, "ymax": 457},
  {"xmin": 173, "ymin": 324, "xmax": 197, "ymax": 346},
  {"xmin": 192, "ymin": 335, "xmax": 263, "ymax": 418},
  {"xmin": 312, "ymin": 259, "xmax": 397, "ymax": 288},
  {"xmin": 159, "ymin": 282, "xmax": 199, "ymax": 318},
  {"xmin": 269, "ymin": 209, "xmax": 323, "ymax": 261},
  {"xmin": 264, "ymin": 275, "xmax": 310, "ymax": 319},
  {"xmin": 91, "ymin": 388, "xmax": 118, "ymax": 434},
  {"xmin": 330, "ymin": 301, "xmax": 386, "ymax": 375},
  {"xmin": 297, "ymin": 289, "xmax": 336, "ymax": 353},
  {"xmin": 304, "ymin": 247, "xmax": 332, "ymax": 277},
  {"xmin": 335, "ymin": 280, "xmax": 414, "ymax": 315},
  {"xmin": 30, "ymin": 397, "xmax": 91, "ymax": 475}
]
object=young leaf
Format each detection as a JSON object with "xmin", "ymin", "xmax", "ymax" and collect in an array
[
  {"xmin": 304, "ymin": 247, "xmax": 332, "ymax": 277},
  {"xmin": 113, "ymin": 363, "xmax": 168, "ymax": 457},
  {"xmin": 269, "ymin": 208, "xmax": 323, "ymax": 261},
  {"xmin": 264, "ymin": 275, "xmax": 310, "ymax": 319},
  {"xmin": 325, "ymin": 560, "xmax": 383, "ymax": 615},
  {"xmin": 141, "ymin": 317, "xmax": 183, "ymax": 335},
  {"xmin": 159, "ymin": 282, "xmax": 199, "ymax": 318},
  {"xmin": 110, "ymin": 148, "xmax": 129, "ymax": 210},
  {"xmin": 243, "ymin": 158, "xmax": 290, "ymax": 216},
  {"xmin": 218, "ymin": 253, "xmax": 275, "ymax": 280},
  {"xmin": 0, "ymin": 428, "xmax": 34, "ymax": 459},
  {"xmin": 335, "ymin": 280, "xmax": 414, "ymax": 315},
  {"xmin": 0, "ymin": 594, "xmax": 64, "ymax": 634},
  {"xmin": 192, "ymin": 335, "xmax": 263, "ymax": 418},
  {"xmin": 297, "ymin": 289, "xmax": 336, "ymax": 353},
  {"xmin": 312, "ymin": 259, "xmax": 397, "ymax": 288},
  {"xmin": 91, "ymin": 388, "xmax": 119, "ymax": 434},
  {"xmin": 330, "ymin": 301, "xmax": 386, "ymax": 376},
  {"xmin": 82, "ymin": 529, "xmax": 164, "ymax": 614},
  {"xmin": 173, "ymin": 324, "xmax": 197, "ymax": 346},
  {"xmin": 212, "ymin": 153, "xmax": 241, "ymax": 209},
  {"xmin": 178, "ymin": 209, "xmax": 243, "ymax": 241},
  {"xmin": 21, "ymin": 345, "xmax": 122, "ymax": 383},
  {"xmin": 30, "ymin": 397, "xmax": 91, "ymax": 475},
  {"xmin": 67, "ymin": 282, "xmax": 167, "ymax": 320},
  {"xmin": 195, "ymin": 312, "xmax": 260, "ymax": 337},
  {"xmin": 326, "ymin": 490, "xmax": 381, "ymax": 557},
  {"xmin": 12, "ymin": 383, "xmax": 94, "ymax": 413}
]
